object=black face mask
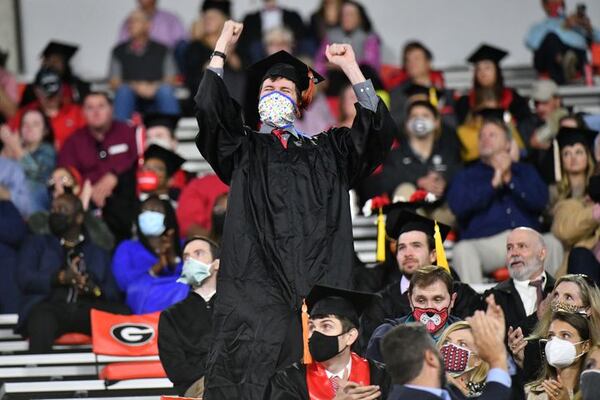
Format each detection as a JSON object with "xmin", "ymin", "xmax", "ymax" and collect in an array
[
  {"xmin": 48, "ymin": 212, "xmax": 72, "ymax": 237},
  {"xmin": 308, "ymin": 331, "xmax": 346, "ymax": 362},
  {"xmin": 211, "ymin": 211, "xmax": 225, "ymax": 236}
]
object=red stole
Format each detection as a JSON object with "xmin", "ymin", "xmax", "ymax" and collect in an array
[
  {"xmin": 468, "ymin": 87, "xmax": 514, "ymax": 110},
  {"xmin": 306, "ymin": 352, "xmax": 371, "ymax": 400}
]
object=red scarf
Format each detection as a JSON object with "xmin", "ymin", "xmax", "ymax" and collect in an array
[{"xmin": 306, "ymin": 352, "xmax": 371, "ymax": 400}]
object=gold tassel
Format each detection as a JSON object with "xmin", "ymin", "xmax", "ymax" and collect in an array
[
  {"xmin": 302, "ymin": 300, "xmax": 312, "ymax": 364},
  {"xmin": 429, "ymin": 87, "xmax": 439, "ymax": 108},
  {"xmin": 376, "ymin": 208, "xmax": 386, "ymax": 262},
  {"xmin": 434, "ymin": 221, "xmax": 450, "ymax": 274}
]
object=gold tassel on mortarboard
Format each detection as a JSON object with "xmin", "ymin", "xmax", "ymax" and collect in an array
[
  {"xmin": 376, "ymin": 208, "xmax": 386, "ymax": 262},
  {"xmin": 429, "ymin": 87, "xmax": 439, "ymax": 108},
  {"xmin": 302, "ymin": 300, "xmax": 313, "ymax": 364},
  {"xmin": 434, "ymin": 221, "xmax": 450, "ymax": 274}
]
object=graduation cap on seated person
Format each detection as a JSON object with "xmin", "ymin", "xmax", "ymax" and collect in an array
[
  {"xmin": 384, "ymin": 206, "xmax": 451, "ymax": 274},
  {"xmin": 143, "ymin": 113, "xmax": 180, "ymax": 135},
  {"xmin": 404, "ymin": 83, "xmax": 442, "ymax": 109},
  {"xmin": 475, "ymin": 107, "xmax": 512, "ymax": 125},
  {"xmin": 552, "ymin": 126, "xmax": 598, "ymax": 182},
  {"xmin": 41, "ymin": 40, "xmax": 79, "ymax": 61},
  {"xmin": 143, "ymin": 144, "xmax": 186, "ymax": 178},
  {"xmin": 467, "ymin": 44, "xmax": 508, "ymax": 65},
  {"xmin": 201, "ymin": 0, "xmax": 231, "ymax": 16},
  {"xmin": 302, "ymin": 284, "xmax": 374, "ymax": 363},
  {"xmin": 245, "ymin": 50, "xmax": 325, "ymax": 128}
]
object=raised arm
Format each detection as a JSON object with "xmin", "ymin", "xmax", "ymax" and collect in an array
[
  {"xmin": 325, "ymin": 44, "xmax": 394, "ymax": 187},
  {"xmin": 195, "ymin": 20, "xmax": 246, "ymax": 184}
]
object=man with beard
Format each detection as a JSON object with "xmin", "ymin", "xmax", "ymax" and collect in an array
[
  {"xmin": 14, "ymin": 193, "xmax": 127, "ymax": 353},
  {"xmin": 485, "ymin": 227, "xmax": 555, "ymax": 338},
  {"xmin": 382, "ymin": 300, "xmax": 511, "ymax": 400}
]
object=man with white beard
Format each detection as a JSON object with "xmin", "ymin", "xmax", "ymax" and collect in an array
[{"xmin": 485, "ymin": 227, "xmax": 556, "ymax": 339}]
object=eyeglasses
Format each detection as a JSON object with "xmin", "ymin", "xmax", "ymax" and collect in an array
[
  {"xmin": 562, "ymin": 274, "xmax": 597, "ymax": 288},
  {"xmin": 47, "ymin": 176, "xmax": 74, "ymax": 188}
]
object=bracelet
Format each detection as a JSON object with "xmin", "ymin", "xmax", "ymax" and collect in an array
[{"xmin": 211, "ymin": 51, "xmax": 227, "ymax": 61}]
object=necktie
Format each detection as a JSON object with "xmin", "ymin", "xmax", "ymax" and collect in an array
[
  {"xmin": 329, "ymin": 376, "xmax": 341, "ymax": 394},
  {"xmin": 272, "ymin": 129, "xmax": 288, "ymax": 149},
  {"xmin": 529, "ymin": 279, "xmax": 544, "ymax": 309}
]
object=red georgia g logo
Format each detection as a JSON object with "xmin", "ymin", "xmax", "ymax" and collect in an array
[{"xmin": 110, "ymin": 323, "xmax": 155, "ymax": 346}]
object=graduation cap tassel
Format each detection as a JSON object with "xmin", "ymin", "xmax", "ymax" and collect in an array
[
  {"xmin": 376, "ymin": 207, "xmax": 386, "ymax": 262},
  {"xmin": 553, "ymin": 139, "xmax": 562, "ymax": 183},
  {"xmin": 429, "ymin": 87, "xmax": 439, "ymax": 108},
  {"xmin": 434, "ymin": 221, "xmax": 450, "ymax": 274},
  {"xmin": 301, "ymin": 300, "xmax": 313, "ymax": 364}
]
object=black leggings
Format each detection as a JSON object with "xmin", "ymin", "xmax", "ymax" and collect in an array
[{"xmin": 533, "ymin": 33, "xmax": 587, "ymax": 84}]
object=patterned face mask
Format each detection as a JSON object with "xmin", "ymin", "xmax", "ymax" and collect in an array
[{"xmin": 258, "ymin": 91, "xmax": 297, "ymax": 128}]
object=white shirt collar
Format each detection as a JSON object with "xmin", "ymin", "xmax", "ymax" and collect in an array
[
  {"xmin": 400, "ymin": 275, "xmax": 410, "ymax": 294},
  {"xmin": 325, "ymin": 357, "xmax": 352, "ymax": 380},
  {"xmin": 513, "ymin": 271, "xmax": 546, "ymax": 288}
]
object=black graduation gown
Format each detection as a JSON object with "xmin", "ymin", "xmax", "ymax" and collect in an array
[
  {"xmin": 264, "ymin": 358, "xmax": 391, "ymax": 399},
  {"xmin": 158, "ymin": 292, "xmax": 215, "ymax": 395},
  {"xmin": 195, "ymin": 70, "xmax": 395, "ymax": 400}
]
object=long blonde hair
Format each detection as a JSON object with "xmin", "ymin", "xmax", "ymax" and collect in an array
[
  {"xmin": 437, "ymin": 321, "xmax": 489, "ymax": 385},
  {"xmin": 557, "ymin": 147, "xmax": 595, "ymax": 200}
]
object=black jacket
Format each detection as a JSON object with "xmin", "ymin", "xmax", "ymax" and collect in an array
[
  {"xmin": 387, "ymin": 381, "xmax": 511, "ymax": 400},
  {"xmin": 158, "ymin": 292, "xmax": 215, "ymax": 395}
]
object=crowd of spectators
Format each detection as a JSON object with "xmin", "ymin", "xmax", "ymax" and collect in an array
[{"xmin": 1, "ymin": 0, "xmax": 600, "ymax": 399}]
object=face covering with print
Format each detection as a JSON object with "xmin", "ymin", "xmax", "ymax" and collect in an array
[
  {"xmin": 412, "ymin": 307, "xmax": 449, "ymax": 334},
  {"xmin": 258, "ymin": 91, "xmax": 297, "ymax": 128},
  {"xmin": 440, "ymin": 343, "xmax": 476, "ymax": 376},
  {"xmin": 138, "ymin": 210, "xmax": 166, "ymax": 237},
  {"xmin": 580, "ymin": 369, "xmax": 600, "ymax": 400},
  {"xmin": 408, "ymin": 117, "xmax": 435, "ymax": 137},
  {"xmin": 177, "ymin": 258, "xmax": 212, "ymax": 287},
  {"xmin": 544, "ymin": 337, "xmax": 587, "ymax": 369}
]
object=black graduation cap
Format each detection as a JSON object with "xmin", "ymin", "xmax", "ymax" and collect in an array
[
  {"xmin": 201, "ymin": 0, "xmax": 231, "ymax": 16},
  {"xmin": 41, "ymin": 41, "xmax": 79, "ymax": 61},
  {"xmin": 247, "ymin": 50, "xmax": 325, "ymax": 94},
  {"xmin": 143, "ymin": 113, "xmax": 180, "ymax": 133},
  {"xmin": 476, "ymin": 107, "xmax": 510, "ymax": 123},
  {"xmin": 467, "ymin": 44, "xmax": 508, "ymax": 64},
  {"xmin": 306, "ymin": 285, "xmax": 373, "ymax": 328},
  {"xmin": 386, "ymin": 208, "xmax": 451, "ymax": 242},
  {"xmin": 143, "ymin": 144, "xmax": 186, "ymax": 177},
  {"xmin": 0, "ymin": 49, "xmax": 8, "ymax": 68},
  {"xmin": 556, "ymin": 126, "xmax": 597, "ymax": 150}
]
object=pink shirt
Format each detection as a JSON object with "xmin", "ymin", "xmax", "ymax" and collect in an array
[
  {"xmin": 0, "ymin": 68, "xmax": 18, "ymax": 102},
  {"xmin": 118, "ymin": 8, "xmax": 187, "ymax": 48}
]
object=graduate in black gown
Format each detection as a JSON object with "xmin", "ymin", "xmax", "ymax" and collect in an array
[
  {"xmin": 194, "ymin": 21, "xmax": 395, "ymax": 400},
  {"xmin": 265, "ymin": 285, "xmax": 390, "ymax": 400}
]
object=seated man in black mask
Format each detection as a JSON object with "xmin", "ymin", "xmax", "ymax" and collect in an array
[
  {"xmin": 15, "ymin": 193, "xmax": 128, "ymax": 353},
  {"xmin": 265, "ymin": 285, "xmax": 391, "ymax": 399}
]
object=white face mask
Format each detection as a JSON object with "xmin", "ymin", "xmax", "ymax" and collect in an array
[
  {"xmin": 545, "ymin": 337, "xmax": 587, "ymax": 369},
  {"xmin": 258, "ymin": 91, "xmax": 297, "ymax": 128},
  {"xmin": 407, "ymin": 117, "xmax": 435, "ymax": 137}
]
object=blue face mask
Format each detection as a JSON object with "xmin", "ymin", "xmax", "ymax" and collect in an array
[
  {"xmin": 177, "ymin": 258, "xmax": 212, "ymax": 287},
  {"xmin": 138, "ymin": 210, "xmax": 166, "ymax": 236}
]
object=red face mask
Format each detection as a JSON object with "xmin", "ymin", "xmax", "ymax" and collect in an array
[
  {"xmin": 440, "ymin": 343, "xmax": 472, "ymax": 374},
  {"xmin": 137, "ymin": 170, "xmax": 159, "ymax": 193},
  {"xmin": 412, "ymin": 307, "xmax": 449, "ymax": 333},
  {"xmin": 547, "ymin": 2, "xmax": 564, "ymax": 17}
]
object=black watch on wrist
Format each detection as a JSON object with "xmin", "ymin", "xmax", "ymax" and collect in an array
[{"xmin": 211, "ymin": 51, "xmax": 227, "ymax": 61}]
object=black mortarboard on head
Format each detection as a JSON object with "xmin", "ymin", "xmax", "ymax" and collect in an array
[
  {"xmin": 143, "ymin": 144, "xmax": 186, "ymax": 177},
  {"xmin": 476, "ymin": 107, "xmax": 511, "ymax": 125},
  {"xmin": 41, "ymin": 41, "xmax": 79, "ymax": 61},
  {"xmin": 0, "ymin": 50, "xmax": 8, "ymax": 68},
  {"xmin": 385, "ymin": 208, "xmax": 451, "ymax": 243},
  {"xmin": 201, "ymin": 0, "xmax": 231, "ymax": 16},
  {"xmin": 307, "ymin": 285, "xmax": 373, "ymax": 328},
  {"xmin": 467, "ymin": 44, "xmax": 508, "ymax": 64},
  {"xmin": 556, "ymin": 126, "xmax": 597, "ymax": 150},
  {"xmin": 405, "ymin": 83, "xmax": 442, "ymax": 112},
  {"xmin": 143, "ymin": 113, "xmax": 180, "ymax": 134}
]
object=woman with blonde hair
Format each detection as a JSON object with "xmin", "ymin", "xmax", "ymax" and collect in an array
[
  {"xmin": 437, "ymin": 320, "xmax": 490, "ymax": 398},
  {"xmin": 509, "ymin": 274, "xmax": 600, "ymax": 382}
]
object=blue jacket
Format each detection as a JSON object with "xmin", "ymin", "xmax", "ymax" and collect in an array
[
  {"xmin": 0, "ymin": 201, "xmax": 28, "ymax": 313},
  {"xmin": 15, "ymin": 234, "xmax": 123, "ymax": 333},
  {"xmin": 447, "ymin": 161, "xmax": 548, "ymax": 239},
  {"xmin": 525, "ymin": 17, "xmax": 600, "ymax": 51}
]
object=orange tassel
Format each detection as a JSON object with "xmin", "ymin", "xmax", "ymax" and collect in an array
[
  {"xmin": 301, "ymin": 70, "xmax": 316, "ymax": 109},
  {"xmin": 302, "ymin": 299, "xmax": 313, "ymax": 364}
]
